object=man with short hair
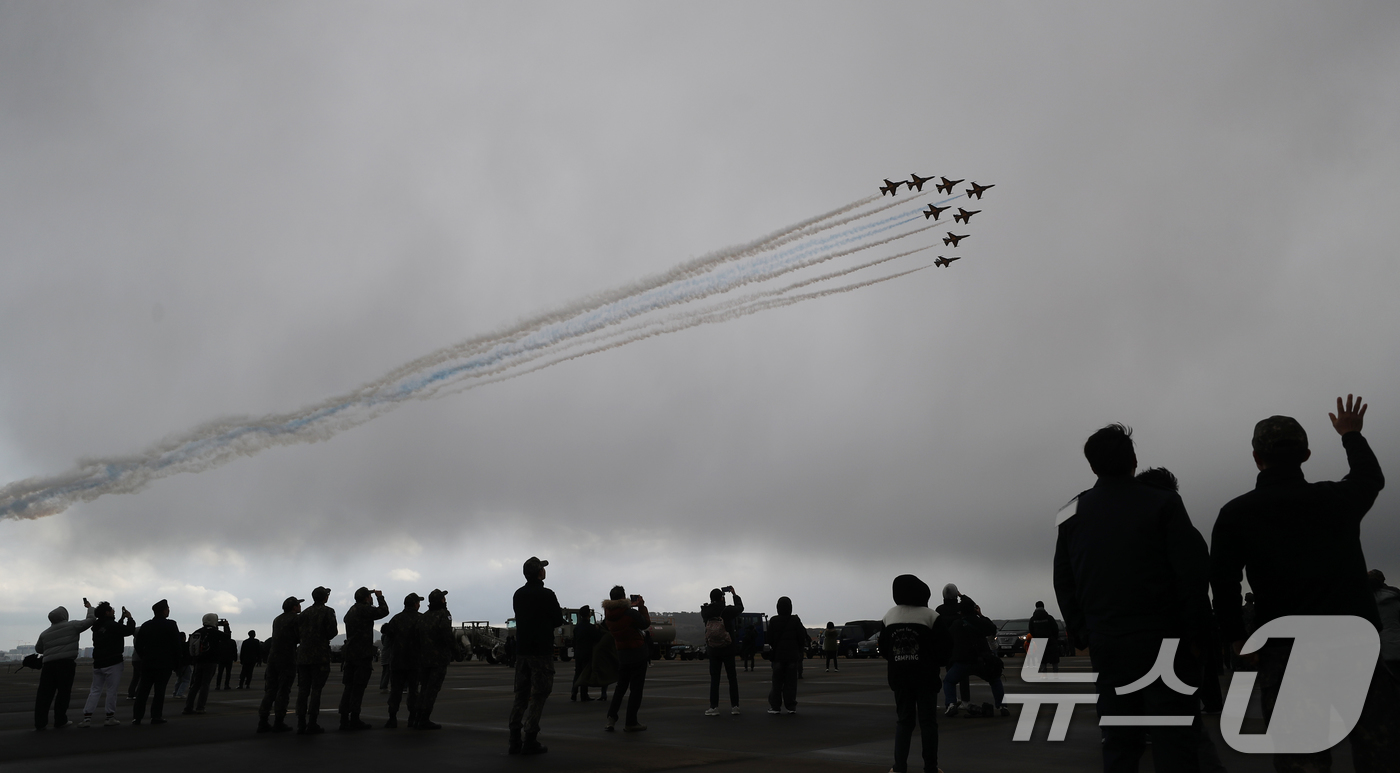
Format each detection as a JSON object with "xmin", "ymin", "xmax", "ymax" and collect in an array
[
  {"xmin": 294, "ymin": 586, "xmax": 338, "ymax": 734},
  {"xmin": 237, "ymin": 630, "xmax": 262, "ymax": 690},
  {"xmin": 338, "ymin": 587, "xmax": 387, "ymax": 731},
  {"xmin": 1054, "ymin": 423, "xmax": 1211, "ymax": 772},
  {"xmin": 383, "ymin": 593, "xmax": 424, "ymax": 728},
  {"xmin": 133, "ymin": 600, "xmax": 183, "ymax": 725},
  {"xmin": 1211, "ymin": 396, "xmax": 1400, "ymax": 771},
  {"xmin": 417, "ymin": 588, "xmax": 456, "ymax": 730},
  {"xmin": 509, "ymin": 556, "xmax": 563, "ymax": 755},
  {"xmin": 256, "ymin": 597, "xmax": 300, "ymax": 733}
]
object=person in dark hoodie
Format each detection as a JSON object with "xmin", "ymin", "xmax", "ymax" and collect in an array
[
  {"xmin": 601, "ymin": 585, "xmax": 652, "ymax": 732},
  {"xmin": 34, "ymin": 600, "xmax": 96, "ymax": 730},
  {"xmin": 237, "ymin": 630, "xmax": 262, "ymax": 690},
  {"xmin": 80, "ymin": 602, "xmax": 135, "ymax": 727},
  {"xmin": 942, "ymin": 595, "xmax": 1007, "ymax": 717},
  {"xmin": 570, "ymin": 605, "xmax": 598, "ymax": 702},
  {"xmin": 255, "ymin": 596, "xmax": 301, "ymax": 733},
  {"xmin": 764, "ymin": 596, "xmax": 810, "ymax": 715},
  {"xmin": 933, "ymin": 584, "xmax": 969, "ymax": 711},
  {"xmin": 701, "ymin": 587, "xmax": 744, "ymax": 715},
  {"xmin": 880, "ymin": 575, "xmax": 947, "ymax": 773},
  {"xmin": 1027, "ymin": 601, "xmax": 1061, "ymax": 674},
  {"xmin": 132, "ymin": 599, "xmax": 183, "ymax": 725}
]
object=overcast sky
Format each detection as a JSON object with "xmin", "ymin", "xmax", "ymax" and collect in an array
[{"xmin": 2, "ymin": 2, "xmax": 1399, "ymax": 649}]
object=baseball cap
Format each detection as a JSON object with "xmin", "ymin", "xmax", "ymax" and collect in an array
[
  {"xmin": 282, "ymin": 596, "xmax": 304, "ymax": 611},
  {"xmin": 429, "ymin": 588, "xmax": 448, "ymax": 602},
  {"xmin": 404, "ymin": 592, "xmax": 424, "ymax": 605},
  {"xmin": 1253, "ymin": 415, "xmax": 1308, "ymax": 454},
  {"xmin": 311, "ymin": 586, "xmax": 331, "ymax": 601},
  {"xmin": 523, "ymin": 556, "xmax": 549, "ymax": 577}
]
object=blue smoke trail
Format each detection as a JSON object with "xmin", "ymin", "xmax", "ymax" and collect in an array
[{"xmin": 0, "ymin": 191, "xmax": 961, "ymax": 520}]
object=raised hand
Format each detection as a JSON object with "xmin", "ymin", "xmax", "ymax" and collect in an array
[{"xmin": 1329, "ymin": 394, "xmax": 1368, "ymax": 435}]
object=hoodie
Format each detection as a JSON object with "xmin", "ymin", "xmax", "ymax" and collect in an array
[
  {"xmin": 880, "ymin": 575, "xmax": 945, "ymax": 688},
  {"xmin": 35, "ymin": 606, "xmax": 96, "ymax": 663},
  {"xmin": 765, "ymin": 597, "xmax": 810, "ymax": 662}
]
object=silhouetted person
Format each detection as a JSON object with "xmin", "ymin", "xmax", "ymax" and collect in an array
[
  {"xmin": 237, "ymin": 630, "xmax": 262, "ymax": 689},
  {"xmin": 338, "ymin": 587, "xmax": 387, "ymax": 731},
  {"xmin": 216, "ymin": 633, "xmax": 237, "ymax": 690},
  {"xmin": 1056, "ymin": 423, "xmax": 1210, "ymax": 772},
  {"xmin": 1028, "ymin": 601, "xmax": 1061, "ymax": 674},
  {"xmin": 80, "ymin": 602, "xmax": 134, "ymax": 727},
  {"xmin": 383, "ymin": 593, "xmax": 424, "ymax": 728},
  {"xmin": 294, "ymin": 586, "xmax": 337, "ymax": 734},
  {"xmin": 702, "ymin": 587, "xmax": 743, "ymax": 715},
  {"xmin": 416, "ymin": 588, "xmax": 455, "ymax": 730},
  {"xmin": 183, "ymin": 614, "xmax": 231, "ymax": 714},
  {"xmin": 602, "ymin": 585, "xmax": 651, "ymax": 732},
  {"xmin": 256, "ymin": 597, "xmax": 300, "ymax": 733},
  {"xmin": 378, "ymin": 625, "xmax": 393, "ymax": 693},
  {"xmin": 882, "ymin": 575, "xmax": 947, "ymax": 773},
  {"xmin": 1370, "ymin": 570, "xmax": 1400, "ymax": 678},
  {"xmin": 126, "ymin": 649, "xmax": 142, "ymax": 700},
  {"xmin": 571, "ymin": 605, "xmax": 598, "ymax": 702},
  {"xmin": 510, "ymin": 556, "xmax": 563, "ymax": 754},
  {"xmin": 740, "ymin": 624, "xmax": 757, "ymax": 672},
  {"xmin": 34, "ymin": 599, "xmax": 96, "ymax": 730},
  {"xmin": 132, "ymin": 599, "xmax": 183, "ymax": 725},
  {"xmin": 942, "ymin": 595, "xmax": 1007, "ymax": 717},
  {"xmin": 765, "ymin": 596, "xmax": 809, "ymax": 714},
  {"xmin": 1210, "ymin": 397, "xmax": 1400, "ymax": 771},
  {"xmin": 933, "ymin": 584, "xmax": 970, "ymax": 709}
]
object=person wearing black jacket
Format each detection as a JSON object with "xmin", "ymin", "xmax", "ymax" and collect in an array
[
  {"xmin": 132, "ymin": 599, "xmax": 184, "ymax": 725},
  {"xmin": 256, "ymin": 597, "xmax": 301, "ymax": 733},
  {"xmin": 215, "ymin": 635, "xmax": 237, "ymax": 690},
  {"xmin": 941, "ymin": 596, "xmax": 1007, "ymax": 716},
  {"xmin": 509, "ymin": 556, "xmax": 563, "ymax": 755},
  {"xmin": 1055, "ymin": 423, "xmax": 1209, "ymax": 773},
  {"xmin": 764, "ymin": 596, "xmax": 810, "ymax": 714},
  {"xmin": 383, "ymin": 593, "xmax": 423, "ymax": 729},
  {"xmin": 238, "ymin": 631, "xmax": 262, "ymax": 689},
  {"xmin": 880, "ymin": 575, "xmax": 947, "ymax": 773},
  {"xmin": 183, "ymin": 614, "xmax": 232, "ymax": 715},
  {"xmin": 80, "ymin": 602, "xmax": 135, "ymax": 726},
  {"xmin": 570, "ymin": 605, "xmax": 598, "ymax": 702},
  {"xmin": 1210, "ymin": 397, "xmax": 1400, "ymax": 771},
  {"xmin": 933, "ymin": 584, "xmax": 969, "ymax": 710},
  {"xmin": 701, "ymin": 587, "xmax": 744, "ymax": 715},
  {"xmin": 1028, "ymin": 602, "xmax": 1061, "ymax": 674}
]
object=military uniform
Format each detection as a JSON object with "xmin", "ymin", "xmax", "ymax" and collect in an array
[
  {"xmin": 338, "ymin": 593, "xmax": 388, "ymax": 730},
  {"xmin": 384, "ymin": 605, "xmax": 424, "ymax": 727},
  {"xmin": 417, "ymin": 591, "xmax": 456, "ymax": 729},
  {"xmin": 510, "ymin": 559, "xmax": 563, "ymax": 753},
  {"xmin": 257, "ymin": 608, "xmax": 300, "ymax": 730},
  {"xmin": 294, "ymin": 598, "xmax": 338, "ymax": 733}
]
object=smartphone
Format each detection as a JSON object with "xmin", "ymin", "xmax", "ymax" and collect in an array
[{"xmin": 630, "ymin": 595, "xmax": 641, "ymax": 604}]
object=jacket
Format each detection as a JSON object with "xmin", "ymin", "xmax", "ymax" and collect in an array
[
  {"xmin": 602, "ymin": 599, "xmax": 650, "ymax": 664},
  {"xmin": 190, "ymin": 622, "xmax": 231, "ymax": 664},
  {"xmin": 700, "ymin": 594, "xmax": 744, "ymax": 637},
  {"xmin": 765, "ymin": 611, "xmax": 810, "ymax": 662},
  {"xmin": 949, "ymin": 613, "xmax": 997, "ymax": 666},
  {"xmin": 932, "ymin": 602, "xmax": 962, "ymax": 666},
  {"xmin": 1055, "ymin": 476, "xmax": 1211, "ymax": 645},
  {"xmin": 239, "ymin": 636, "xmax": 263, "ymax": 666},
  {"xmin": 1211, "ymin": 432, "xmax": 1385, "ymax": 643},
  {"xmin": 134, "ymin": 617, "xmax": 184, "ymax": 669},
  {"xmin": 1028, "ymin": 609, "xmax": 1061, "ymax": 662},
  {"xmin": 90, "ymin": 615, "xmax": 136, "ymax": 669},
  {"xmin": 383, "ymin": 609, "xmax": 423, "ymax": 670},
  {"xmin": 35, "ymin": 606, "xmax": 96, "ymax": 663},
  {"xmin": 342, "ymin": 598, "xmax": 389, "ymax": 662},
  {"xmin": 265, "ymin": 611, "xmax": 300, "ymax": 667},
  {"xmin": 420, "ymin": 605, "xmax": 456, "ymax": 667},
  {"xmin": 879, "ymin": 605, "xmax": 943, "ymax": 688},
  {"xmin": 1374, "ymin": 584, "xmax": 1400, "ymax": 662},
  {"xmin": 573, "ymin": 620, "xmax": 599, "ymax": 665},
  {"xmin": 295, "ymin": 603, "xmax": 338, "ymax": 665},
  {"xmin": 822, "ymin": 628, "xmax": 839, "ymax": 654},
  {"xmin": 512, "ymin": 579, "xmax": 564, "ymax": 658}
]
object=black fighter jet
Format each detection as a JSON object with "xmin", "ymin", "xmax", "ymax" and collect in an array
[
  {"xmin": 880, "ymin": 178, "xmax": 904, "ymax": 196},
  {"xmin": 923, "ymin": 203, "xmax": 951, "ymax": 220},
  {"xmin": 907, "ymin": 172, "xmax": 935, "ymax": 192},
  {"xmin": 936, "ymin": 177, "xmax": 964, "ymax": 194},
  {"xmin": 934, "ymin": 256, "xmax": 962, "ymax": 268},
  {"xmin": 953, "ymin": 208, "xmax": 981, "ymax": 224},
  {"xmin": 965, "ymin": 182, "xmax": 995, "ymax": 199},
  {"xmin": 943, "ymin": 232, "xmax": 969, "ymax": 247}
]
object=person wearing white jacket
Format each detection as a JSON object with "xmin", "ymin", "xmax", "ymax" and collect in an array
[{"xmin": 34, "ymin": 600, "xmax": 96, "ymax": 730}]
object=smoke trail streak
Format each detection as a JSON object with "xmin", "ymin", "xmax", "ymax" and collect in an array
[{"xmin": 0, "ymin": 193, "xmax": 943, "ymax": 520}]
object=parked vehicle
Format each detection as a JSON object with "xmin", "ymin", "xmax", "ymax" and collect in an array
[
  {"xmin": 841, "ymin": 620, "xmax": 880, "ymax": 658},
  {"xmin": 670, "ymin": 644, "xmax": 698, "ymax": 661},
  {"xmin": 855, "ymin": 630, "xmax": 881, "ymax": 658},
  {"xmin": 455, "ymin": 621, "xmax": 509, "ymax": 664},
  {"xmin": 995, "ymin": 619, "xmax": 1031, "ymax": 657}
]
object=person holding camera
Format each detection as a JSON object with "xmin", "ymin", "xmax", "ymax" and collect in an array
[
  {"xmin": 33, "ymin": 598, "xmax": 96, "ymax": 729},
  {"xmin": 702, "ymin": 586, "xmax": 744, "ymax": 715},
  {"xmin": 80, "ymin": 602, "xmax": 135, "ymax": 727},
  {"xmin": 182, "ymin": 614, "xmax": 232, "ymax": 715},
  {"xmin": 601, "ymin": 586, "xmax": 652, "ymax": 732},
  {"xmin": 338, "ymin": 587, "xmax": 387, "ymax": 731}
]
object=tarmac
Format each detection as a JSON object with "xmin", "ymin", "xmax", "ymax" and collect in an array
[{"xmin": 0, "ymin": 656, "xmax": 1318, "ymax": 772}]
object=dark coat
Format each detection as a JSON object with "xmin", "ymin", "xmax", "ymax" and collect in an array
[
  {"xmin": 1210, "ymin": 432, "xmax": 1384, "ymax": 643},
  {"xmin": 91, "ymin": 617, "xmax": 136, "ymax": 669},
  {"xmin": 1028, "ymin": 609, "xmax": 1061, "ymax": 663},
  {"xmin": 239, "ymin": 636, "xmax": 263, "ymax": 666},
  {"xmin": 512, "ymin": 579, "xmax": 564, "ymax": 658},
  {"xmin": 383, "ymin": 609, "xmax": 423, "ymax": 670},
  {"xmin": 949, "ymin": 614, "xmax": 997, "ymax": 666},
  {"xmin": 573, "ymin": 620, "xmax": 599, "ymax": 665},
  {"xmin": 932, "ymin": 602, "xmax": 962, "ymax": 666},
  {"xmin": 134, "ymin": 618, "xmax": 183, "ymax": 669},
  {"xmin": 765, "ymin": 614, "xmax": 810, "ymax": 662}
]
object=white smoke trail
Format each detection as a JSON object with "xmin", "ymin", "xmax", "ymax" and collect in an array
[{"xmin": 0, "ymin": 195, "xmax": 940, "ymax": 520}]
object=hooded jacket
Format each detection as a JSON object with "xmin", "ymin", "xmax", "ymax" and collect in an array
[
  {"xmin": 879, "ymin": 575, "xmax": 945, "ymax": 687},
  {"xmin": 765, "ymin": 597, "xmax": 810, "ymax": 662},
  {"xmin": 1375, "ymin": 584, "xmax": 1400, "ymax": 662},
  {"xmin": 602, "ymin": 598, "xmax": 650, "ymax": 664},
  {"xmin": 948, "ymin": 598, "xmax": 997, "ymax": 667},
  {"xmin": 35, "ymin": 606, "xmax": 96, "ymax": 663},
  {"xmin": 1028, "ymin": 607, "xmax": 1061, "ymax": 661}
]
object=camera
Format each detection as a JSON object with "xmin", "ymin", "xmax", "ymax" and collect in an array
[
  {"xmin": 721, "ymin": 586, "xmax": 734, "ymax": 593},
  {"xmin": 630, "ymin": 595, "xmax": 641, "ymax": 604}
]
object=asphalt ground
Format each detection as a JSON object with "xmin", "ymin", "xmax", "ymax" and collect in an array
[{"xmin": 0, "ymin": 656, "xmax": 1335, "ymax": 773}]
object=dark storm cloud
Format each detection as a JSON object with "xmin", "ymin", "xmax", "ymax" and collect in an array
[{"xmin": 1, "ymin": 2, "xmax": 1399, "ymax": 645}]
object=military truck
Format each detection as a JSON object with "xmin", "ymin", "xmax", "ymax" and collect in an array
[{"xmin": 454, "ymin": 621, "xmax": 509, "ymax": 664}]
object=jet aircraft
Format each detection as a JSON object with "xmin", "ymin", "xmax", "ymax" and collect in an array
[
  {"xmin": 965, "ymin": 182, "xmax": 995, "ymax": 199},
  {"xmin": 953, "ymin": 208, "xmax": 981, "ymax": 224},
  {"xmin": 880, "ymin": 178, "xmax": 904, "ymax": 196},
  {"xmin": 923, "ymin": 203, "xmax": 951, "ymax": 220},
  {"xmin": 943, "ymin": 232, "xmax": 969, "ymax": 247},
  {"xmin": 936, "ymin": 177, "xmax": 964, "ymax": 194},
  {"xmin": 934, "ymin": 256, "xmax": 961, "ymax": 268},
  {"xmin": 908, "ymin": 172, "xmax": 934, "ymax": 191}
]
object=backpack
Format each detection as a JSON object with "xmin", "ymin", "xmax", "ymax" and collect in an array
[
  {"xmin": 704, "ymin": 617, "xmax": 732, "ymax": 650},
  {"xmin": 188, "ymin": 628, "xmax": 214, "ymax": 660}
]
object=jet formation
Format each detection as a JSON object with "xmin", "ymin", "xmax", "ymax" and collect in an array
[{"xmin": 875, "ymin": 170, "xmax": 996, "ymax": 270}]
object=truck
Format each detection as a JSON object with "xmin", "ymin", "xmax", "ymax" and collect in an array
[{"xmin": 454, "ymin": 621, "xmax": 510, "ymax": 664}]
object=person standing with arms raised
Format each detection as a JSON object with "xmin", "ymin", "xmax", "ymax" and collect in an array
[
  {"xmin": 510, "ymin": 557, "xmax": 563, "ymax": 755},
  {"xmin": 702, "ymin": 586, "xmax": 744, "ymax": 716},
  {"xmin": 338, "ymin": 587, "xmax": 387, "ymax": 731},
  {"xmin": 601, "ymin": 586, "xmax": 652, "ymax": 732}
]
